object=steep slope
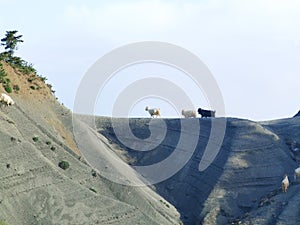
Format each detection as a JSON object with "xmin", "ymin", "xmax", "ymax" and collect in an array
[
  {"xmin": 97, "ymin": 117, "xmax": 300, "ymax": 224},
  {"xmin": 0, "ymin": 63, "xmax": 181, "ymax": 225}
]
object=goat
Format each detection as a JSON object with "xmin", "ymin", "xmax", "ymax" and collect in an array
[
  {"xmin": 282, "ymin": 175, "xmax": 289, "ymax": 192},
  {"xmin": 294, "ymin": 167, "xmax": 300, "ymax": 181},
  {"xmin": 197, "ymin": 108, "xmax": 215, "ymax": 118},
  {"xmin": 145, "ymin": 106, "xmax": 161, "ymax": 118},
  {"xmin": 0, "ymin": 93, "xmax": 14, "ymax": 106},
  {"xmin": 181, "ymin": 109, "xmax": 197, "ymax": 118}
]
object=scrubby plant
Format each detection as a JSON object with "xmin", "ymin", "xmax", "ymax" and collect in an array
[
  {"xmin": 39, "ymin": 75, "xmax": 47, "ymax": 82},
  {"xmin": 13, "ymin": 84, "xmax": 20, "ymax": 92},
  {"xmin": 32, "ymin": 136, "xmax": 39, "ymax": 142},
  {"xmin": 10, "ymin": 137, "xmax": 16, "ymax": 142},
  {"xmin": 46, "ymin": 141, "xmax": 51, "ymax": 145},
  {"xmin": 30, "ymin": 85, "xmax": 35, "ymax": 90},
  {"xmin": 4, "ymin": 84, "xmax": 12, "ymax": 93},
  {"xmin": 0, "ymin": 63, "xmax": 6, "ymax": 80},
  {"xmin": 27, "ymin": 76, "xmax": 36, "ymax": 83},
  {"xmin": 89, "ymin": 187, "xmax": 97, "ymax": 193},
  {"xmin": 50, "ymin": 146, "xmax": 56, "ymax": 151},
  {"xmin": 58, "ymin": 160, "xmax": 69, "ymax": 170},
  {"xmin": 91, "ymin": 169, "xmax": 97, "ymax": 177}
]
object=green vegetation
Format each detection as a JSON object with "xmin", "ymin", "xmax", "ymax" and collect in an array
[
  {"xmin": 58, "ymin": 160, "xmax": 69, "ymax": 170},
  {"xmin": 91, "ymin": 169, "xmax": 97, "ymax": 177},
  {"xmin": 1, "ymin": 30, "xmax": 23, "ymax": 57},
  {"xmin": 0, "ymin": 31, "xmax": 35, "ymax": 75},
  {"xmin": 0, "ymin": 30, "xmax": 55, "ymax": 95},
  {"xmin": 89, "ymin": 187, "xmax": 97, "ymax": 193},
  {"xmin": 46, "ymin": 141, "xmax": 51, "ymax": 145},
  {"xmin": 32, "ymin": 136, "xmax": 39, "ymax": 142},
  {"xmin": 4, "ymin": 84, "xmax": 12, "ymax": 93},
  {"xmin": 13, "ymin": 84, "xmax": 20, "ymax": 92},
  {"xmin": 0, "ymin": 62, "xmax": 11, "ymax": 92},
  {"xmin": 50, "ymin": 146, "xmax": 56, "ymax": 151},
  {"xmin": 10, "ymin": 137, "xmax": 16, "ymax": 142}
]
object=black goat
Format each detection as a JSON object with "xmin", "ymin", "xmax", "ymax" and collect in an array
[{"xmin": 197, "ymin": 108, "xmax": 216, "ymax": 118}]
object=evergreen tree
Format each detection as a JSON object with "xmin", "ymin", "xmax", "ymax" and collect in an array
[{"xmin": 1, "ymin": 30, "xmax": 23, "ymax": 58}]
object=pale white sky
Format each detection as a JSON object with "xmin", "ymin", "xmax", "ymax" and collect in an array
[{"xmin": 1, "ymin": 0, "xmax": 300, "ymax": 120}]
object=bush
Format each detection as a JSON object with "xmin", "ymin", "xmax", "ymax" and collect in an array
[
  {"xmin": 4, "ymin": 84, "xmax": 12, "ymax": 93},
  {"xmin": 13, "ymin": 84, "xmax": 20, "ymax": 92},
  {"xmin": 58, "ymin": 160, "xmax": 69, "ymax": 170},
  {"xmin": 32, "ymin": 136, "xmax": 39, "ymax": 142},
  {"xmin": 27, "ymin": 76, "xmax": 35, "ymax": 83},
  {"xmin": 50, "ymin": 146, "xmax": 56, "ymax": 151},
  {"xmin": 0, "ymin": 64, "xmax": 6, "ymax": 80},
  {"xmin": 46, "ymin": 141, "xmax": 51, "ymax": 145},
  {"xmin": 89, "ymin": 187, "xmax": 97, "ymax": 193},
  {"xmin": 91, "ymin": 169, "xmax": 97, "ymax": 177}
]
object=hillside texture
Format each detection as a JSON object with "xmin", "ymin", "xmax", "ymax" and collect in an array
[
  {"xmin": 97, "ymin": 116, "xmax": 300, "ymax": 225},
  {"xmin": 1, "ymin": 62, "xmax": 300, "ymax": 225},
  {"xmin": 0, "ymin": 63, "xmax": 181, "ymax": 225}
]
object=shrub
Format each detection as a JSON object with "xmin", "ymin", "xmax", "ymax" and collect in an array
[
  {"xmin": 58, "ymin": 160, "xmax": 69, "ymax": 170},
  {"xmin": 91, "ymin": 169, "xmax": 97, "ymax": 177},
  {"xmin": 50, "ymin": 146, "xmax": 56, "ymax": 151},
  {"xmin": 27, "ymin": 76, "xmax": 36, "ymax": 83},
  {"xmin": 13, "ymin": 84, "xmax": 20, "ymax": 92},
  {"xmin": 10, "ymin": 137, "xmax": 16, "ymax": 142},
  {"xmin": 0, "ymin": 64, "xmax": 6, "ymax": 80},
  {"xmin": 89, "ymin": 187, "xmax": 97, "ymax": 193},
  {"xmin": 4, "ymin": 84, "xmax": 12, "ymax": 93},
  {"xmin": 32, "ymin": 136, "xmax": 39, "ymax": 142},
  {"xmin": 46, "ymin": 141, "xmax": 51, "ymax": 145},
  {"xmin": 39, "ymin": 76, "xmax": 47, "ymax": 82},
  {"xmin": 30, "ymin": 85, "xmax": 35, "ymax": 90}
]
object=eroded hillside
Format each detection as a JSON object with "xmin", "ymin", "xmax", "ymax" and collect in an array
[
  {"xmin": 97, "ymin": 116, "xmax": 300, "ymax": 224},
  {"xmin": 0, "ymin": 63, "xmax": 181, "ymax": 225}
]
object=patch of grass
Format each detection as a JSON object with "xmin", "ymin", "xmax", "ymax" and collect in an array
[
  {"xmin": 58, "ymin": 160, "xmax": 69, "ymax": 170},
  {"xmin": 32, "ymin": 136, "xmax": 39, "ymax": 142}
]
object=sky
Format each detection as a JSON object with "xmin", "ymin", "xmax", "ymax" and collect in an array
[{"xmin": 1, "ymin": 0, "xmax": 300, "ymax": 121}]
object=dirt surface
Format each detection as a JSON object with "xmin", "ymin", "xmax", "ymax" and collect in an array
[
  {"xmin": 97, "ymin": 117, "xmax": 300, "ymax": 225},
  {"xmin": 1, "ymin": 62, "xmax": 300, "ymax": 225},
  {"xmin": 0, "ymin": 63, "xmax": 181, "ymax": 225}
]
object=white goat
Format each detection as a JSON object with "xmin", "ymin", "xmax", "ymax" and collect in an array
[
  {"xmin": 0, "ymin": 93, "xmax": 14, "ymax": 106},
  {"xmin": 181, "ymin": 109, "xmax": 197, "ymax": 118},
  {"xmin": 145, "ymin": 106, "xmax": 161, "ymax": 118},
  {"xmin": 282, "ymin": 175, "xmax": 289, "ymax": 192},
  {"xmin": 294, "ymin": 167, "xmax": 300, "ymax": 181}
]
